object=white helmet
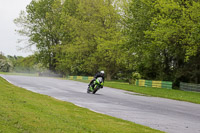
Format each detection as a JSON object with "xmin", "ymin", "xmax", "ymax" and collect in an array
[{"xmin": 100, "ymin": 71, "xmax": 104, "ymax": 74}]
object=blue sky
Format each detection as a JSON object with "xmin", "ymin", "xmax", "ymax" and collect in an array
[{"xmin": 0, "ymin": 0, "xmax": 33, "ymax": 57}]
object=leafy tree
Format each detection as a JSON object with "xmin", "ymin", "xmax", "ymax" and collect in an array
[
  {"xmin": 14, "ymin": 0, "xmax": 61, "ymax": 72},
  {"xmin": 55, "ymin": 0, "xmax": 126, "ymax": 79},
  {"xmin": 124, "ymin": 0, "xmax": 158, "ymax": 79},
  {"xmin": 7, "ymin": 55, "xmax": 38, "ymax": 73},
  {"xmin": 0, "ymin": 60, "xmax": 12, "ymax": 72},
  {"xmin": 126, "ymin": 0, "xmax": 200, "ymax": 84},
  {"xmin": 144, "ymin": 0, "xmax": 200, "ymax": 83},
  {"xmin": 0, "ymin": 52, "xmax": 6, "ymax": 60},
  {"xmin": 14, "ymin": 0, "xmax": 200, "ymax": 84},
  {"xmin": 0, "ymin": 52, "xmax": 12, "ymax": 72}
]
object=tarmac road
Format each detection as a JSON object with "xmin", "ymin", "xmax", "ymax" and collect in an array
[{"xmin": 1, "ymin": 74, "xmax": 200, "ymax": 133}]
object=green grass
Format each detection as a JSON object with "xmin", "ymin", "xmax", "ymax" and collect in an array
[
  {"xmin": 72, "ymin": 79, "xmax": 200, "ymax": 104},
  {"xmin": 105, "ymin": 82, "xmax": 200, "ymax": 104},
  {"xmin": 0, "ymin": 77, "xmax": 162, "ymax": 133},
  {"xmin": 0, "ymin": 72, "xmax": 38, "ymax": 77}
]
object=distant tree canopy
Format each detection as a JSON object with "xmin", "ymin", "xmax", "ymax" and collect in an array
[
  {"xmin": 0, "ymin": 52, "xmax": 12, "ymax": 72},
  {"xmin": 0, "ymin": 54, "xmax": 43, "ymax": 73},
  {"xmin": 7, "ymin": 55, "xmax": 44, "ymax": 73},
  {"xmin": 14, "ymin": 0, "xmax": 200, "ymax": 85},
  {"xmin": 0, "ymin": 52, "xmax": 6, "ymax": 60}
]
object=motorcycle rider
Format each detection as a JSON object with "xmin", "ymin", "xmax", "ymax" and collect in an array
[{"xmin": 88, "ymin": 71, "xmax": 105, "ymax": 89}]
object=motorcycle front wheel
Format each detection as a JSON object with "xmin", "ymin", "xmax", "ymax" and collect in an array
[{"xmin": 92, "ymin": 86, "xmax": 100, "ymax": 94}]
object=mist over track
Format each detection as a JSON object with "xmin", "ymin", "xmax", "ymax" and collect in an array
[{"xmin": 1, "ymin": 74, "xmax": 200, "ymax": 133}]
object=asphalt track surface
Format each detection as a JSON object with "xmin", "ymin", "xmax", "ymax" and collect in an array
[{"xmin": 1, "ymin": 75, "xmax": 200, "ymax": 133}]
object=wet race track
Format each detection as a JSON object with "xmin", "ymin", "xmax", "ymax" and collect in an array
[{"xmin": 1, "ymin": 75, "xmax": 200, "ymax": 133}]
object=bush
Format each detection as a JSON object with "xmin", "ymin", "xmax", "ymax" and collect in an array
[
  {"xmin": 0, "ymin": 59, "xmax": 12, "ymax": 72},
  {"xmin": 132, "ymin": 72, "xmax": 141, "ymax": 80},
  {"xmin": 129, "ymin": 72, "xmax": 141, "ymax": 84}
]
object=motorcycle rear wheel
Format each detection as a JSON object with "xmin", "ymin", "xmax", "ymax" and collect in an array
[{"xmin": 87, "ymin": 87, "xmax": 91, "ymax": 93}]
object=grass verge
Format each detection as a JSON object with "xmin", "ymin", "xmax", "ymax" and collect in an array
[
  {"xmin": 0, "ymin": 72, "xmax": 38, "ymax": 77},
  {"xmin": 73, "ymin": 79, "xmax": 200, "ymax": 104},
  {"xmin": 0, "ymin": 77, "xmax": 162, "ymax": 133}
]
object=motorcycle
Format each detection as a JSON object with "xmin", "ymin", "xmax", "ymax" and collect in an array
[{"xmin": 87, "ymin": 77, "xmax": 104, "ymax": 94}]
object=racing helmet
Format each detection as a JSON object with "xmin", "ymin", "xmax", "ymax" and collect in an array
[{"xmin": 100, "ymin": 71, "xmax": 104, "ymax": 76}]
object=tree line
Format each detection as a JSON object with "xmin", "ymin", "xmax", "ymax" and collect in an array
[
  {"xmin": 13, "ymin": 0, "xmax": 200, "ymax": 87},
  {"xmin": 0, "ymin": 53, "xmax": 43, "ymax": 73}
]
